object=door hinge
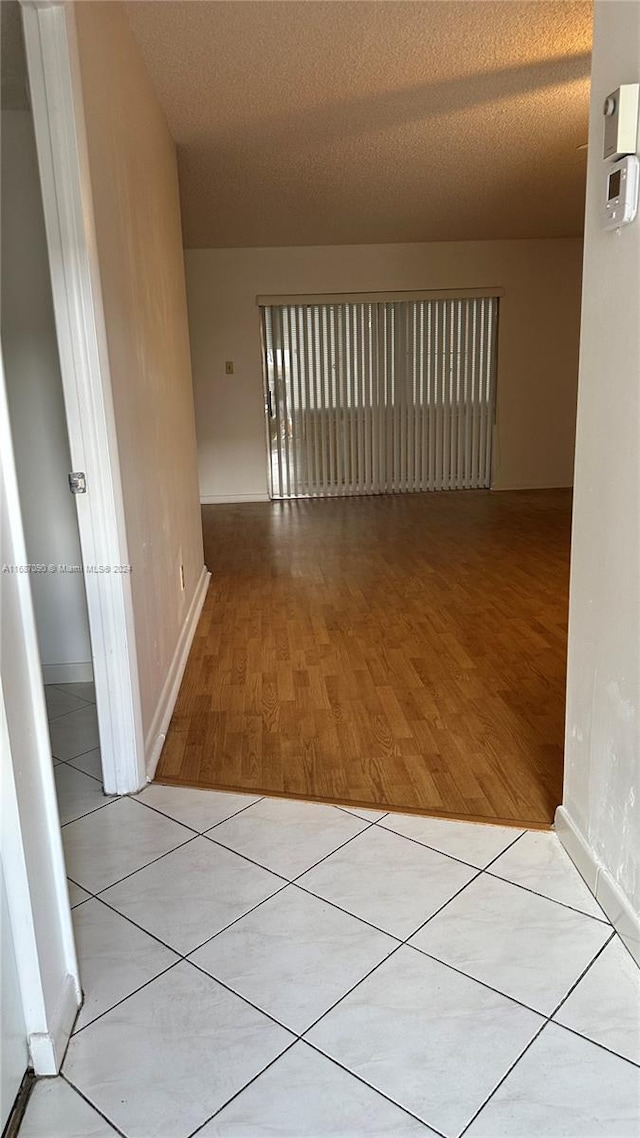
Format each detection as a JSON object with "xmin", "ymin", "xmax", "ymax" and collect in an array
[{"xmin": 68, "ymin": 471, "xmax": 87, "ymax": 494}]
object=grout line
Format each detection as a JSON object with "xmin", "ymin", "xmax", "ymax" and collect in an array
[
  {"xmin": 376, "ymin": 819, "xmax": 523, "ymax": 873},
  {"xmin": 183, "ymin": 881, "xmax": 292, "ymax": 958},
  {"xmin": 301, "ymin": 941, "xmax": 405, "ymax": 1037},
  {"xmin": 480, "ymin": 829, "xmax": 527, "ymax": 870},
  {"xmin": 457, "ymin": 929, "xmax": 623, "ymax": 1135},
  {"xmin": 457, "ymin": 1017, "xmax": 549, "ymax": 1137},
  {"xmin": 546, "ymin": 930, "xmax": 615, "ymax": 1023},
  {"xmin": 334, "ymin": 804, "xmax": 389, "ymax": 824},
  {"xmin": 404, "ymin": 942, "xmax": 548, "ymax": 1020},
  {"xmin": 302, "ymin": 1039, "xmax": 449, "ymax": 1138},
  {"xmin": 52, "ymin": 743, "xmax": 101, "ymax": 766},
  {"xmin": 87, "ymin": 834, "xmax": 199, "ymax": 897},
  {"xmin": 60, "ymin": 798, "xmax": 117, "ymax": 828},
  {"xmin": 129, "ymin": 791, "xmax": 266, "ymax": 836},
  {"xmin": 291, "ymin": 880, "xmax": 404, "ymax": 939},
  {"xmin": 69, "ymin": 958, "xmax": 182, "ymax": 1039},
  {"xmin": 201, "ymin": 834, "xmax": 292, "ymax": 882},
  {"xmin": 52, "ymin": 682, "xmax": 95, "ymax": 701},
  {"xmin": 549, "ymin": 1016, "xmax": 640, "ymax": 1071},
  {"xmin": 186, "ymin": 956, "xmax": 300, "ymax": 1037},
  {"xmin": 64, "ymin": 763, "xmax": 103, "ymax": 785},
  {"xmin": 483, "ymin": 869, "xmax": 613, "ymax": 924},
  {"xmin": 185, "ymin": 1039, "xmax": 300, "ymax": 1138},
  {"xmin": 59, "ymin": 1072, "xmax": 128, "ymax": 1138},
  {"xmin": 78, "ymin": 893, "xmax": 184, "ymax": 960},
  {"xmin": 204, "ymin": 813, "xmax": 377, "ymax": 887}
]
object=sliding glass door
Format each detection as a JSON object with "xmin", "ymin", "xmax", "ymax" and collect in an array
[{"xmin": 260, "ymin": 295, "xmax": 498, "ymax": 499}]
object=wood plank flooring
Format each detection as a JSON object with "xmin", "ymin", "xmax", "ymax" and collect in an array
[{"xmin": 156, "ymin": 490, "xmax": 572, "ymax": 827}]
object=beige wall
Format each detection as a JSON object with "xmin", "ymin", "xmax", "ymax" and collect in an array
[
  {"xmin": 1, "ymin": 108, "xmax": 92, "ymax": 680},
  {"xmin": 185, "ymin": 239, "xmax": 583, "ymax": 502},
  {"xmin": 562, "ymin": 0, "xmax": 640, "ymax": 946},
  {"xmin": 75, "ymin": 2, "xmax": 204, "ymax": 737}
]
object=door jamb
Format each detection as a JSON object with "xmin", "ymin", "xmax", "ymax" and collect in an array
[{"xmin": 20, "ymin": 0, "xmax": 145, "ymax": 794}]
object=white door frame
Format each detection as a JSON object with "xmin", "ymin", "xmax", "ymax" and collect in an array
[
  {"xmin": 20, "ymin": 0, "xmax": 145, "ymax": 794},
  {"xmin": 1, "ymin": 346, "xmax": 81, "ymax": 1074}
]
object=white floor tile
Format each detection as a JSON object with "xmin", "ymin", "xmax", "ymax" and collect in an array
[
  {"xmin": 554, "ymin": 936, "xmax": 640, "ymax": 1065},
  {"xmin": 62, "ymin": 798, "xmax": 192, "ymax": 893},
  {"xmin": 380, "ymin": 813, "xmax": 522, "ymax": 868},
  {"xmin": 489, "ymin": 830, "xmax": 607, "ymax": 920},
  {"xmin": 198, "ymin": 1041, "xmax": 434, "ymax": 1136},
  {"xmin": 54, "ymin": 765, "xmax": 110, "ymax": 826},
  {"xmin": 60, "ymin": 681, "xmax": 96, "ymax": 703},
  {"xmin": 337, "ymin": 805, "xmax": 388, "ymax": 822},
  {"xmin": 67, "ymin": 749, "xmax": 103, "ymax": 781},
  {"xmin": 134, "ymin": 782, "xmax": 261, "ymax": 832},
  {"xmin": 102, "ymin": 836, "xmax": 283, "ymax": 954},
  {"xmin": 45, "ymin": 685, "xmax": 89, "ymax": 721},
  {"xmin": 49, "ymin": 705, "xmax": 100, "ymax": 761},
  {"xmin": 465, "ymin": 1022, "xmax": 640, "ymax": 1137},
  {"xmin": 410, "ymin": 873, "xmax": 611, "ymax": 1015},
  {"xmin": 67, "ymin": 880, "xmax": 92, "ymax": 908},
  {"xmin": 18, "ymin": 1077, "xmax": 119, "ymax": 1137},
  {"xmin": 299, "ymin": 825, "xmax": 476, "ymax": 939},
  {"xmin": 63, "ymin": 961, "xmax": 293, "ymax": 1138},
  {"xmin": 190, "ymin": 885, "xmax": 397, "ymax": 1032},
  {"xmin": 211, "ymin": 796, "xmax": 368, "ymax": 879},
  {"xmin": 306, "ymin": 946, "xmax": 542, "ymax": 1137},
  {"xmin": 72, "ymin": 899, "xmax": 178, "ymax": 1031}
]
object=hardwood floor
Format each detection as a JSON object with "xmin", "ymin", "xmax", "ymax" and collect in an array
[{"xmin": 157, "ymin": 490, "xmax": 572, "ymax": 827}]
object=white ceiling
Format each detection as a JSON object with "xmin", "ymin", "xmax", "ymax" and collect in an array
[{"xmin": 130, "ymin": 2, "xmax": 589, "ymax": 248}]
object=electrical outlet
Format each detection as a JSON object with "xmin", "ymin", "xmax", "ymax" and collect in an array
[
  {"xmin": 179, "ymin": 563, "xmax": 185, "ymax": 591},
  {"xmin": 225, "ymin": 360, "xmax": 234, "ymax": 375}
]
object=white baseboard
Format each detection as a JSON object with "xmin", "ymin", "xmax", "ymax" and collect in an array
[
  {"xmin": 555, "ymin": 806, "xmax": 640, "ymax": 966},
  {"xmin": 144, "ymin": 566, "xmax": 210, "ymax": 781},
  {"xmin": 42, "ymin": 661, "xmax": 94, "ymax": 685},
  {"xmin": 29, "ymin": 971, "xmax": 80, "ymax": 1075},
  {"xmin": 200, "ymin": 493, "xmax": 270, "ymax": 504},
  {"xmin": 491, "ymin": 482, "xmax": 573, "ymax": 492}
]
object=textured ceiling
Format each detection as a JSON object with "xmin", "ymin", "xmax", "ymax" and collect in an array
[{"xmin": 125, "ymin": 1, "xmax": 593, "ymax": 248}]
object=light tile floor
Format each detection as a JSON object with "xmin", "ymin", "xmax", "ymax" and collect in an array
[{"xmin": 18, "ymin": 685, "xmax": 640, "ymax": 1138}]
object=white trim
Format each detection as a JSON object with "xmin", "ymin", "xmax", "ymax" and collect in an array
[
  {"xmin": 491, "ymin": 482, "xmax": 574, "ymax": 492},
  {"xmin": 21, "ymin": 0, "xmax": 145, "ymax": 794},
  {"xmin": 42, "ymin": 661, "xmax": 94, "ymax": 685},
  {"xmin": 144, "ymin": 567, "xmax": 210, "ymax": 781},
  {"xmin": 555, "ymin": 806, "xmax": 640, "ymax": 965},
  {"xmin": 28, "ymin": 972, "xmax": 79, "ymax": 1075},
  {"xmin": 1, "ymin": 348, "xmax": 81, "ymax": 1076},
  {"xmin": 201, "ymin": 493, "xmax": 270, "ymax": 505}
]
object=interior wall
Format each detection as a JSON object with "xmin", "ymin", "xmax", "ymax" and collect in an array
[
  {"xmin": 561, "ymin": 0, "xmax": 640, "ymax": 956},
  {"xmin": 185, "ymin": 238, "xmax": 583, "ymax": 502},
  {"xmin": 74, "ymin": 1, "xmax": 205, "ymax": 742},
  {"xmin": 1, "ymin": 108, "xmax": 92, "ymax": 681}
]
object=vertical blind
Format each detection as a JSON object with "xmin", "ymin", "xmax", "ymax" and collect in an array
[{"xmin": 260, "ymin": 296, "xmax": 498, "ymax": 499}]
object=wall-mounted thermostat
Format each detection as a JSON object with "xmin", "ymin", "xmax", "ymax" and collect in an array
[
  {"xmin": 603, "ymin": 84, "xmax": 639, "ymax": 159},
  {"xmin": 603, "ymin": 154, "xmax": 639, "ymax": 230}
]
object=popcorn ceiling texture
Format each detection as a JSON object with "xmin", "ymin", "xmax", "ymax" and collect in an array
[{"xmin": 125, "ymin": 0, "xmax": 593, "ymax": 248}]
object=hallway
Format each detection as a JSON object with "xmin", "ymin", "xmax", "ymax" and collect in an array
[{"xmin": 158, "ymin": 489, "xmax": 571, "ymax": 827}]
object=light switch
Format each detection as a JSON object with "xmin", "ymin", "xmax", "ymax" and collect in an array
[{"xmin": 225, "ymin": 360, "xmax": 234, "ymax": 375}]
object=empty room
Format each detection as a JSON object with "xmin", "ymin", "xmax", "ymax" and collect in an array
[
  {"xmin": 153, "ymin": 0, "xmax": 587, "ymax": 830},
  {"xmin": 3, "ymin": 2, "xmax": 639, "ymax": 1137}
]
